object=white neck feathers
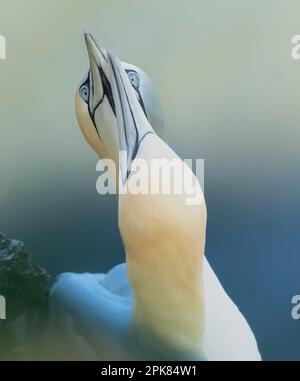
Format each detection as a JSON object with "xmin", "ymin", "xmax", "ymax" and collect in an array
[{"xmin": 119, "ymin": 134, "xmax": 207, "ymax": 356}]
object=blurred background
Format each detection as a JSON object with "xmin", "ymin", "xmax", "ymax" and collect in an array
[{"xmin": 0, "ymin": 0, "xmax": 299, "ymax": 360}]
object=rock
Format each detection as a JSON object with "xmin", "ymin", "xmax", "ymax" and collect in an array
[
  {"xmin": 0, "ymin": 233, "xmax": 51, "ymax": 322},
  {"xmin": 0, "ymin": 233, "xmax": 53, "ymax": 359}
]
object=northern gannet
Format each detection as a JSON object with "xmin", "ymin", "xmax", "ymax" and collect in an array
[{"xmin": 48, "ymin": 31, "xmax": 261, "ymax": 361}]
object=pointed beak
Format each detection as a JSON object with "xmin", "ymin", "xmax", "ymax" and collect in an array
[
  {"xmin": 107, "ymin": 51, "xmax": 153, "ymax": 184},
  {"xmin": 84, "ymin": 30, "xmax": 108, "ymax": 112}
]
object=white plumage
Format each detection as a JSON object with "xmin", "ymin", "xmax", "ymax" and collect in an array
[
  {"xmin": 48, "ymin": 31, "xmax": 261, "ymax": 361},
  {"xmin": 50, "ymin": 259, "xmax": 260, "ymax": 360}
]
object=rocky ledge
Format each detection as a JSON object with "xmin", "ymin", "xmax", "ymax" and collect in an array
[{"xmin": 0, "ymin": 232, "xmax": 51, "ymax": 322}]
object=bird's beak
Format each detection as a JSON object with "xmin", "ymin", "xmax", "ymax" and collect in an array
[
  {"xmin": 84, "ymin": 30, "xmax": 108, "ymax": 113},
  {"xmin": 107, "ymin": 51, "xmax": 154, "ymax": 184}
]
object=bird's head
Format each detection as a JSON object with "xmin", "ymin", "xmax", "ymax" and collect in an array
[{"xmin": 75, "ymin": 31, "xmax": 165, "ymax": 164}]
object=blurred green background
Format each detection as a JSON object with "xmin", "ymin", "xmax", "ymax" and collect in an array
[{"xmin": 0, "ymin": 0, "xmax": 300, "ymax": 360}]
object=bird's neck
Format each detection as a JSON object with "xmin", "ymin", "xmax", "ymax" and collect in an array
[{"xmin": 118, "ymin": 134, "xmax": 207, "ymax": 357}]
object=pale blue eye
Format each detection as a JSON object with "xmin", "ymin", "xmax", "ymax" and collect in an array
[
  {"xmin": 80, "ymin": 85, "xmax": 89, "ymax": 102},
  {"xmin": 127, "ymin": 71, "xmax": 140, "ymax": 89}
]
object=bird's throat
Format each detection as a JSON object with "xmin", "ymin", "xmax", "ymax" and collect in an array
[{"xmin": 118, "ymin": 135, "xmax": 207, "ymax": 358}]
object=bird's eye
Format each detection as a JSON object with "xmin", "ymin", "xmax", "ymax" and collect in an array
[
  {"xmin": 80, "ymin": 85, "xmax": 89, "ymax": 102},
  {"xmin": 127, "ymin": 71, "xmax": 140, "ymax": 89}
]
